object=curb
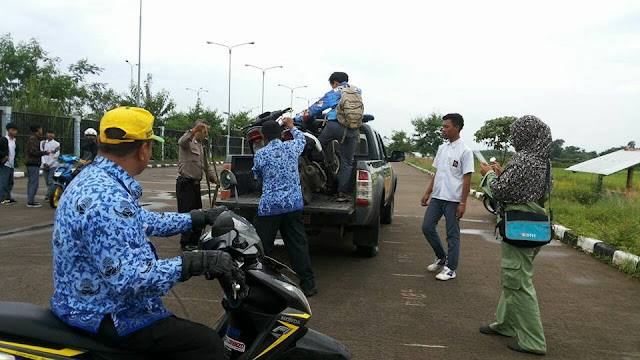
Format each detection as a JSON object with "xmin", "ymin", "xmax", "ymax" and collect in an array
[
  {"xmin": 13, "ymin": 161, "xmax": 225, "ymax": 177},
  {"xmin": 0, "ymin": 222, "xmax": 54, "ymax": 237},
  {"xmin": 405, "ymin": 161, "xmax": 640, "ymax": 271}
]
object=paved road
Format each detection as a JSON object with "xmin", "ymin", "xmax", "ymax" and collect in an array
[{"xmin": 1, "ymin": 163, "xmax": 639, "ymax": 359}]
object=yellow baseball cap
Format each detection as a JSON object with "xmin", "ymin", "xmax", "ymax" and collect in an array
[{"xmin": 100, "ymin": 106, "xmax": 165, "ymax": 144}]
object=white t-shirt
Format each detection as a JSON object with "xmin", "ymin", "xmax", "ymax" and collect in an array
[
  {"xmin": 41, "ymin": 139, "xmax": 60, "ymax": 168},
  {"xmin": 4, "ymin": 135, "xmax": 16, "ymax": 169},
  {"xmin": 431, "ymin": 138, "xmax": 474, "ymax": 202}
]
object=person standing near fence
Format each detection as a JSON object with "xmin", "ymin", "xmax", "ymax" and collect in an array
[
  {"xmin": 0, "ymin": 123, "xmax": 19, "ymax": 205},
  {"xmin": 41, "ymin": 129, "xmax": 60, "ymax": 203},
  {"xmin": 176, "ymin": 120, "xmax": 219, "ymax": 251},
  {"xmin": 25, "ymin": 123, "xmax": 49, "ymax": 208}
]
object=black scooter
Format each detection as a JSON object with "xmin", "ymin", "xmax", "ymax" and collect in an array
[{"xmin": 0, "ymin": 170, "xmax": 351, "ymax": 360}]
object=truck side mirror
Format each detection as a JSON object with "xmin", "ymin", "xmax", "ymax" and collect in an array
[{"xmin": 388, "ymin": 150, "xmax": 405, "ymax": 162}]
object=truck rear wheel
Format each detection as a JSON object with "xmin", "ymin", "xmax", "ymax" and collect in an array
[
  {"xmin": 381, "ymin": 195, "xmax": 394, "ymax": 225},
  {"xmin": 354, "ymin": 207, "xmax": 380, "ymax": 258}
]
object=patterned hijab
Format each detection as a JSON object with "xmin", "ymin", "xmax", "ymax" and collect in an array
[{"xmin": 490, "ymin": 115, "xmax": 553, "ymax": 204}]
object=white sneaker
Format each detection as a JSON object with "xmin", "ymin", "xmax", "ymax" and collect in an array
[
  {"xmin": 435, "ymin": 266, "xmax": 456, "ymax": 281},
  {"xmin": 427, "ymin": 258, "xmax": 447, "ymax": 272}
]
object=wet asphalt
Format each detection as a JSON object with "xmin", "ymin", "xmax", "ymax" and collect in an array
[{"xmin": 1, "ymin": 163, "xmax": 639, "ymax": 359}]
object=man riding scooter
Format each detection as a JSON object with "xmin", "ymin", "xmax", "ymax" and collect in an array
[{"xmin": 50, "ymin": 106, "xmax": 245, "ymax": 360}]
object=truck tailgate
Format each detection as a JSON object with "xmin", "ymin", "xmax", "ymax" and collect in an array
[{"xmin": 219, "ymin": 194, "xmax": 354, "ymax": 215}]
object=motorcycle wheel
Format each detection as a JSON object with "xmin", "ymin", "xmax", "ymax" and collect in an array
[
  {"xmin": 298, "ymin": 157, "xmax": 313, "ymax": 204},
  {"xmin": 50, "ymin": 185, "xmax": 64, "ymax": 208}
]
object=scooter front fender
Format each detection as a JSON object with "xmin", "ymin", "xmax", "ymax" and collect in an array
[{"xmin": 279, "ymin": 328, "xmax": 351, "ymax": 360}]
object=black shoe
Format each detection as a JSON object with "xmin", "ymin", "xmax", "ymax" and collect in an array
[
  {"xmin": 181, "ymin": 245, "xmax": 198, "ymax": 252},
  {"xmin": 335, "ymin": 193, "xmax": 351, "ymax": 203},
  {"xmin": 9, "ymin": 199, "xmax": 17, "ymax": 204},
  {"xmin": 27, "ymin": 202, "xmax": 42, "ymax": 208},
  {"xmin": 508, "ymin": 341, "xmax": 545, "ymax": 356},
  {"xmin": 479, "ymin": 325, "xmax": 512, "ymax": 337},
  {"xmin": 302, "ymin": 288, "xmax": 318, "ymax": 297}
]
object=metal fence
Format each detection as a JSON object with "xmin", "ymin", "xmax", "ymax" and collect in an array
[{"xmin": 1, "ymin": 108, "xmax": 252, "ymax": 161}]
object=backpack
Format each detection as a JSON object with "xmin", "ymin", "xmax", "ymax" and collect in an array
[{"xmin": 336, "ymin": 84, "xmax": 363, "ymax": 130}]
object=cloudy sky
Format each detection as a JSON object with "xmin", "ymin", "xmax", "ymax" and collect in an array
[{"xmin": 3, "ymin": 0, "xmax": 640, "ymax": 152}]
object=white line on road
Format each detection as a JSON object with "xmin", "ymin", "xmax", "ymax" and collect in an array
[
  {"xmin": 392, "ymin": 274, "xmax": 426, "ymax": 278},
  {"xmin": 403, "ymin": 344, "xmax": 447, "ymax": 349},
  {"xmin": 383, "ymin": 241, "xmax": 407, "ymax": 244}
]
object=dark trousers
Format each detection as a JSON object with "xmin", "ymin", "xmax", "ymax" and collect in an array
[
  {"xmin": 318, "ymin": 121, "xmax": 357, "ymax": 194},
  {"xmin": 0, "ymin": 166, "xmax": 14, "ymax": 201},
  {"xmin": 86, "ymin": 315, "xmax": 224, "ymax": 360},
  {"xmin": 176, "ymin": 177, "xmax": 202, "ymax": 247},
  {"xmin": 254, "ymin": 211, "xmax": 316, "ymax": 291}
]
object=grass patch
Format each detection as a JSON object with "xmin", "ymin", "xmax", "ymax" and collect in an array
[{"xmin": 405, "ymin": 157, "xmax": 640, "ymax": 256}]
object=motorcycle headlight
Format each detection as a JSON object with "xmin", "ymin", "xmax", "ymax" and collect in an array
[{"xmin": 273, "ymin": 278, "xmax": 312, "ymax": 315}]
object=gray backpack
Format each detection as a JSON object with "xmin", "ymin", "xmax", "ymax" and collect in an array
[{"xmin": 336, "ymin": 84, "xmax": 363, "ymax": 130}]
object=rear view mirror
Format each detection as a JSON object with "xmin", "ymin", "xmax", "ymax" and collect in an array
[
  {"xmin": 210, "ymin": 211, "xmax": 235, "ymax": 237},
  {"xmin": 388, "ymin": 150, "xmax": 405, "ymax": 162},
  {"xmin": 220, "ymin": 169, "xmax": 238, "ymax": 190}
]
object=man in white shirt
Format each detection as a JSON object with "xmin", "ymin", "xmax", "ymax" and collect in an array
[
  {"xmin": 41, "ymin": 129, "xmax": 60, "ymax": 203},
  {"xmin": 420, "ymin": 113, "xmax": 474, "ymax": 281},
  {"xmin": 0, "ymin": 123, "xmax": 19, "ymax": 204}
]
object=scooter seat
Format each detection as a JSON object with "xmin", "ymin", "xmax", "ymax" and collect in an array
[{"xmin": 0, "ymin": 301, "xmax": 127, "ymax": 354}]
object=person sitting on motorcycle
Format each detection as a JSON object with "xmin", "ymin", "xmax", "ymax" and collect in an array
[
  {"xmin": 80, "ymin": 127, "xmax": 99, "ymax": 164},
  {"xmin": 294, "ymin": 71, "xmax": 362, "ymax": 202},
  {"xmin": 50, "ymin": 106, "xmax": 244, "ymax": 360}
]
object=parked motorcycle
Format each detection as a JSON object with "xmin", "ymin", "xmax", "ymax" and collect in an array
[
  {"xmin": 49, "ymin": 154, "xmax": 79, "ymax": 208},
  {"xmin": 243, "ymin": 108, "xmax": 341, "ymax": 204},
  {"xmin": 0, "ymin": 171, "xmax": 351, "ymax": 360}
]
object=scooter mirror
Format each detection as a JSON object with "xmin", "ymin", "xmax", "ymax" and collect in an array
[
  {"xmin": 220, "ymin": 169, "xmax": 238, "ymax": 190},
  {"xmin": 210, "ymin": 211, "xmax": 236, "ymax": 237}
]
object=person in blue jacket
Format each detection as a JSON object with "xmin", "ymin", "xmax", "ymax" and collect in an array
[
  {"xmin": 295, "ymin": 72, "xmax": 362, "ymax": 202},
  {"xmin": 51, "ymin": 106, "xmax": 245, "ymax": 360}
]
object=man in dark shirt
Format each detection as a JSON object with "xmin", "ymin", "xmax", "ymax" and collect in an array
[
  {"xmin": 81, "ymin": 128, "xmax": 99, "ymax": 164},
  {"xmin": 25, "ymin": 123, "xmax": 49, "ymax": 207}
]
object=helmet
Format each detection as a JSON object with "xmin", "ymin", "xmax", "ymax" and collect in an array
[{"xmin": 84, "ymin": 128, "xmax": 97, "ymax": 136}]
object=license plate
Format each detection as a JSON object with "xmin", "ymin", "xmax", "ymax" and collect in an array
[
  {"xmin": 302, "ymin": 214, "xmax": 311, "ymax": 224},
  {"xmin": 54, "ymin": 172, "xmax": 62, "ymax": 177}
]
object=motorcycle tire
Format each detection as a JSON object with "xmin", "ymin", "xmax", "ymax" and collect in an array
[{"xmin": 50, "ymin": 185, "xmax": 64, "ymax": 208}]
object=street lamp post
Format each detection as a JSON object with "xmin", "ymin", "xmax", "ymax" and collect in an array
[
  {"xmin": 245, "ymin": 64, "xmax": 283, "ymax": 114},
  {"xmin": 278, "ymin": 84, "xmax": 307, "ymax": 116},
  {"xmin": 206, "ymin": 41, "xmax": 255, "ymax": 157},
  {"xmin": 186, "ymin": 87, "xmax": 209, "ymax": 102},
  {"xmin": 296, "ymin": 96, "xmax": 320, "ymax": 108},
  {"xmin": 125, "ymin": 60, "xmax": 138, "ymax": 85},
  {"xmin": 136, "ymin": 0, "xmax": 142, "ymax": 106}
]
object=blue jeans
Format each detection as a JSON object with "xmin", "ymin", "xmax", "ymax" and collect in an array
[
  {"xmin": 27, "ymin": 166, "xmax": 40, "ymax": 204},
  {"xmin": 318, "ymin": 121, "xmax": 357, "ymax": 193},
  {"xmin": 0, "ymin": 166, "xmax": 14, "ymax": 201},
  {"xmin": 42, "ymin": 167, "xmax": 56, "ymax": 198},
  {"xmin": 422, "ymin": 198, "xmax": 461, "ymax": 270}
]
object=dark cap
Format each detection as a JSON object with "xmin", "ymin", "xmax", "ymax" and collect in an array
[{"xmin": 262, "ymin": 120, "xmax": 281, "ymax": 140}]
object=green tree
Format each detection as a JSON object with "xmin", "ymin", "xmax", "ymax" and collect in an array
[
  {"xmin": 628, "ymin": 141, "xmax": 636, "ymax": 149},
  {"xmin": 121, "ymin": 74, "xmax": 176, "ymax": 126},
  {"xmin": 474, "ymin": 116, "xmax": 517, "ymax": 163},
  {"xmin": 550, "ymin": 139, "xmax": 565, "ymax": 159},
  {"xmin": 386, "ymin": 130, "xmax": 415, "ymax": 153},
  {"xmin": 411, "ymin": 113, "xmax": 443, "ymax": 156},
  {"xmin": 225, "ymin": 111, "xmax": 253, "ymax": 137}
]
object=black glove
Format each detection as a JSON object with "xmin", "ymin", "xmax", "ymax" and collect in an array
[
  {"xmin": 190, "ymin": 206, "xmax": 228, "ymax": 229},
  {"xmin": 180, "ymin": 250, "xmax": 241, "ymax": 282}
]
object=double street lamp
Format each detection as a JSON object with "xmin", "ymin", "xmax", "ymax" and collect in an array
[
  {"xmin": 125, "ymin": 60, "xmax": 138, "ymax": 86},
  {"xmin": 278, "ymin": 84, "xmax": 307, "ymax": 116},
  {"xmin": 186, "ymin": 87, "xmax": 209, "ymax": 102},
  {"xmin": 245, "ymin": 64, "xmax": 283, "ymax": 114},
  {"xmin": 296, "ymin": 96, "xmax": 319, "ymax": 108},
  {"xmin": 206, "ymin": 40, "xmax": 255, "ymax": 157}
]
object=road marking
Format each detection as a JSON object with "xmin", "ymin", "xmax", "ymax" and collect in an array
[
  {"xmin": 392, "ymin": 274, "xmax": 426, "ymax": 278},
  {"xmin": 397, "ymin": 254, "xmax": 413, "ymax": 263},
  {"xmin": 383, "ymin": 241, "xmax": 407, "ymax": 244},
  {"xmin": 461, "ymin": 218, "xmax": 493, "ymax": 224},
  {"xmin": 403, "ymin": 344, "xmax": 447, "ymax": 349},
  {"xmin": 401, "ymin": 289, "xmax": 426, "ymax": 306}
]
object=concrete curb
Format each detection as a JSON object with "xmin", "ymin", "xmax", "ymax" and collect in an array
[
  {"xmin": 13, "ymin": 161, "xmax": 225, "ymax": 177},
  {"xmin": 405, "ymin": 161, "xmax": 640, "ymax": 271}
]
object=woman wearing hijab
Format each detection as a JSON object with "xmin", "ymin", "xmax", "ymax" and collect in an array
[{"xmin": 478, "ymin": 115, "xmax": 553, "ymax": 356}]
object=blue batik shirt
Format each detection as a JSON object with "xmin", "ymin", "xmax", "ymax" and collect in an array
[
  {"xmin": 294, "ymin": 82, "xmax": 362, "ymax": 122},
  {"xmin": 252, "ymin": 127, "xmax": 306, "ymax": 216},
  {"xmin": 50, "ymin": 155, "xmax": 192, "ymax": 335}
]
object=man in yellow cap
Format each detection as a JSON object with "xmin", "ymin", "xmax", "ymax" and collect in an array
[{"xmin": 50, "ymin": 106, "xmax": 243, "ymax": 359}]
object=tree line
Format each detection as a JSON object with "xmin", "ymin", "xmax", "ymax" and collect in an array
[
  {"xmin": 386, "ymin": 113, "xmax": 636, "ymax": 166},
  {"xmin": 0, "ymin": 33, "xmax": 253, "ymax": 136}
]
